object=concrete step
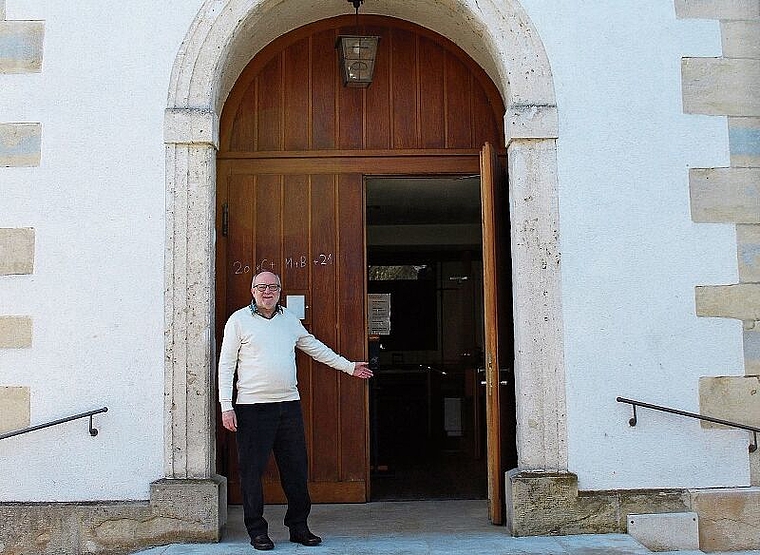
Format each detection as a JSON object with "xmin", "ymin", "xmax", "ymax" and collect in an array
[
  {"xmin": 130, "ymin": 501, "xmax": 760, "ymax": 555},
  {"xmin": 628, "ymin": 512, "xmax": 700, "ymax": 552}
]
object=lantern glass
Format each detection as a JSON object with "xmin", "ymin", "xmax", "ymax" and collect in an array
[{"xmin": 336, "ymin": 35, "xmax": 380, "ymax": 88}]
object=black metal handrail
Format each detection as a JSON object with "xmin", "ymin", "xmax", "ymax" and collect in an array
[
  {"xmin": 0, "ymin": 407, "xmax": 108, "ymax": 441},
  {"xmin": 617, "ymin": 397, "xmax": 758, "ymax": 453}
]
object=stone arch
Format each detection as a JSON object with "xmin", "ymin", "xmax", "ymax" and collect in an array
[{"xmin": 163, "ymin": 0, "xmax": 566, "ymax": 482}]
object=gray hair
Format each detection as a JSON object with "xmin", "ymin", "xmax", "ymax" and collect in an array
[{"xmin": 251, "ymin": 270, "xmax": 281, "ymax": 288}]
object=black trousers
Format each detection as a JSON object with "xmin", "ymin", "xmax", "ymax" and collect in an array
[{"xmin": 235, "ymin": 401, "xmax": 311, "ymax": 538}]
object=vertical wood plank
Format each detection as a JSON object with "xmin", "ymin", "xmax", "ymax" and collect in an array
[
  {"xmin": 365, "ymin": 25, "xmax": 391, "ymax": 149},
  {"xmin": 284, "ymin": 39, "xmax": 311, "ymax": 150},
  {"xmin": 309, "ymin": 174, "xmax": 340, "ymax": 481},
  {"xmin": 257, "ymin": 55, "xmax": 283, "ymax": 151},
  {"xmin": 253, "ymin": 175, "xmax": 282, "ymax": 275},
  {"xmin": 391, "ymin": 27, "xmax": 418, "ymax": 148},
  {"xmin": 445, "ymin": 53, "xmax": 472, "ymax": 148},
  {"xmin": 337, "ymin": 174, "xmax": 366, "ymax": 482},
  {"xmin": 311, "ymin": 30, "xmax": 337, "ymax": 149},
  {"xmin": 227, "ymin": 174, "xmax": 256, "ymax": 312},
  {"xmin": 282, "ymin": 174, "xmax": 313, "ymax": 454},
  {"xmin": 215, "ymin": 163, "xmax": 230, "ymax": 343},
  {"xmin": 254, "ymin": 174, "xmax": 285, "ymax": 486},
  {"xmin": 338, "ymin": 24, "xmax": 364, "ymax": 150},
  {"xmin": 224, "ymin": 172, "xmax": 257, "ymax": 501},
  {"xmin": 229, "ymin": 83, "xmax": 258, "ymax": 151},
  {"xmin": 215, "ymin": 165, "xmax": 236, "ymax": 502},
  {"xmin": 282, "ymin": 175, "xmax": 311, "ymax": 291},
  {"xmin": 473, "ymin": 80, "xmax": 503, "ymax": 148},
  {"xmin": 418, "ymin": 36, "xmax": 446, "ymax": 149},
  {"xmin": 338, "ymin": 88, "xmax": 364, "ymax": 149}
]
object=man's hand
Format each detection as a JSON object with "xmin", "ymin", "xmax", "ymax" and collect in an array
[
  {"xmin": 222, "ymin": 409, "xmax": 238, "ymax": 432},
  {"xmin": 352, "ymin": 362, "xmax": 373, "ymax": 379}
]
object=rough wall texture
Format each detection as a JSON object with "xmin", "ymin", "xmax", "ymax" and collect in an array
[
  {"xmin": 1, "ymin": 9, "xmax": 39, "ymax": 463},
  {"xmin": 0, "ymin": 477, "xmax": 227, "ymax": 555},
  {"xmin": 0, "ymin": 11, "xmax": 42, "ymax": 165},
  {"xmin": 507, "ymin": 4, "xmax": 760, "ymax": 550},
  {"xmin": 505, "ymin": 471, "xmax": 691, "ymax": 536},
  {"xmin": 506, "ymin": 472, "xmax": 760, "ymax": 550},
  {"xmin": 681, "ymin": 0, "xmax": 760, "ymax": 491}
]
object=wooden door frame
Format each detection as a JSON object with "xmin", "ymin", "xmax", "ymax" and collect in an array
[{"xmin": 216, "ymin": 148, "xmax": 509, "ymax": 504}]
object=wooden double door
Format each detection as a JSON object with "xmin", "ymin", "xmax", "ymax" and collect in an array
[
  {"xmin": 216, "ymin": 147, "xmax": 509, "ymax": 522},
  {"xmin": 215, "ymin": 14, "xmax": 511, "ymax": 522},
  {"xmin": 216, "ymin": 168, "xmax": 367, "ymax": 503}
]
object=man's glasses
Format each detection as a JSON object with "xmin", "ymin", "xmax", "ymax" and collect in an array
[{"xmin": 253, "ymin": 283, "xmax": 281, "ymax": 292}]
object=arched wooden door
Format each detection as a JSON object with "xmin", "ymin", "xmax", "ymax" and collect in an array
[{"xmin": 216, "ymin": 15, "xmax": 506, "ymax": 505}]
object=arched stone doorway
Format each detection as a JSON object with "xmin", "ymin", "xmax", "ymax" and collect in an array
[
  {"xmin": 163, "ymin": 0, "xmax": 566, "ymax": 527},
  {"xmin": 215, "ymin": 12, "xmax": 508, "ymax": 509}
]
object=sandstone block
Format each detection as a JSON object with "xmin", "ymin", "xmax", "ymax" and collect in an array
[
  {"xmin": 737, "ymin": 225, "xmax": 760, "ymax": 282},
  {"xmin": 0, "ymin": 123, "xmax": 41, "ymax": 167},
  {"xmin": 506, "ymin": 471, "xmax": 617, "ymax": 536},
  {"xmin": 0, "ymin": 316, "xmax": 32, "ymax": 348},
  {"xmin": 505, "ymin": 470, "xmax": 691, "ymax": 537},
  {"xmin": 149, "ymin": 476, "xmax": 227, "ymax": 537},
  {"xmin": 0, "ymin": 476, "xmax": 227, "ymax": 554},
  {"xmin": 689, "ymin": 167, "xmax": 760, "ymax": 224},
  {"xmin": 682, "ymin": 58, "xmax": 760, "ymax": 116},
  {"xmin": 0, "ymin": 20, "xmax": 44, "ymax": 73},
  {"xmin": 675, "ymin": 0, "xmax": 760, "ymax": 20},
  {"xmin": 699, "ymin": 375, "xmax": 760, "ymax": 429},
  {"xmin": 691, "ymin": 488, "xmax": 760, "ymax": 551},
  {"xmin": 0, "ymin": 386, "xmax": 30, "ymax": 434},
  {"xmin": 745, "ymin": 327, "xmax": 760, "ymax": 375},
  {"xmin": 722, "ymin": 21, "xmax": 760, "ymax": 59},
  {"xmin": 729, "ymin": 118, "xmax": 760, "ymax": 167},
  {"xmin": 695, "ymin": 283, "xmax": 760, "ymax": 320},
  {"xmin": 0, "ymin": 227, "xmax": 34, "ymax": 275},
  {"xmin": 617, "ymin": 490, "xmax": 691, "ymax": 530}
]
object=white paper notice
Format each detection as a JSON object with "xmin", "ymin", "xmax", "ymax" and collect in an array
[
  {"xmin": 286, "ymin": 295, "xmax": 306, "ymax": 319},
  {"xmin": 368, "ymin": 293, "xmax": 391, "ymax": 335}
]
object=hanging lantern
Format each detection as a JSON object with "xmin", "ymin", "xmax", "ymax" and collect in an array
[{"xmin": 336, "ymin": 35, "xmax": 380, "ymax": 88}]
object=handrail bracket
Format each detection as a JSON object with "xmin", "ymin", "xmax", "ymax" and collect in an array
[
  {"xmin": 89, "ymin": 414, "xmax": 99, "ymax": 437},
  {"xmin": 628, "ymin": 403, "xmax": 638, "ymax": 427},
  {"xmin": 617, "ymin": 397, "xmax": 759, "ymax": 454}
]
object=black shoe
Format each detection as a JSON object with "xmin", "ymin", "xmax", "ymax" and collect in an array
[
  {"xmin": 251, "ymin": 533, "xmax": 274, "ymax": 551},
  {"xmin": 289, "ymin": 528, "xmax": 322, "ymax": 546}
]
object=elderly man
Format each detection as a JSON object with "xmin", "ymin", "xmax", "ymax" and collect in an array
[{"xmin": 218, "ymin": 270, "xmax": 372, "ymax": 551}]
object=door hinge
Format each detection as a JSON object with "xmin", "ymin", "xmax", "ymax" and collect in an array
[{"xmin": 222, "ymin": 203, "xmax": 229, "ymax": 237}]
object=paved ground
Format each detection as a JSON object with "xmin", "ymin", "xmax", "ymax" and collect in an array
[{"xmin": 132, "ymin": 500, "xmax": 760, "ymax": 555}]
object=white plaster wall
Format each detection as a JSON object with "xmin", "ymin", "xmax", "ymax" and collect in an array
[
  {"xmin": 0, "ymin": 0, "xmax": 203, "ymax": 501},
  {"xmin": 0, "ymin": 0, "xmax": 749, "ymax": 501},
  {"xmin": 521, "ymin": 1, "xmax": 748, "ymax": 489}
]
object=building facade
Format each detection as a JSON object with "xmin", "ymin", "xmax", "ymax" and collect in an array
[{"xmin": 1, "ymin": 0, "xmax": 758, "ymax": 553}]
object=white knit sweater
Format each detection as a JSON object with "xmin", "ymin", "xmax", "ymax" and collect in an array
[{"xmin": 218, "ymin": 305, "xmax": 355, "ymax": 411}]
